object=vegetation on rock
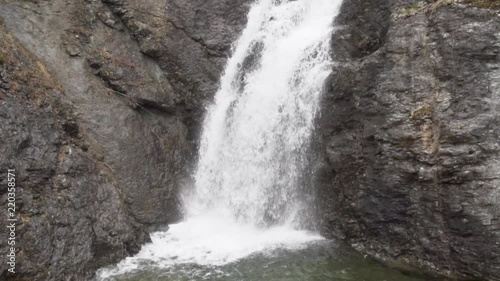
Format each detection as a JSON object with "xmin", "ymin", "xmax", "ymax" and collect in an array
[{"xmin": 466, "ymin": 0, "xmax": 500, "ymax": 9}]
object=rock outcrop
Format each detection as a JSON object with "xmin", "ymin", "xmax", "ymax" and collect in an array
[
  {"xmin": 317, "ymin": 0, "xmax": 500, "ymax": 280},
  {"xmin": 0, "ymin": 23, "xmax": 150, "ymax": 281},
  {"xmin": 0, "ymin": 0, "xmax": 249, "ymax": 280}
]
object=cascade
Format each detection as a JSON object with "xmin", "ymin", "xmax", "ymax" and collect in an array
[{"xmin": 188, "ymin": 0, "xmax": 341, "ymax": 228}]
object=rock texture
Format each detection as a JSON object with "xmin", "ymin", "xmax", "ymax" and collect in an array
[
  {"xmin": 0, "ymin": 0, "xmax": 250, "ymax": 280},
  {"xmin": 0, "ymin": 24, "xmax": 149, "ymax": 281},
  {"xmin": 317, "ymin": 0, "xmax": 500, "ymax": 280}
]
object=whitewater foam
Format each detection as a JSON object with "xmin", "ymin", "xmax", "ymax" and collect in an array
[{"xmin": 97, "ymin": 212, "xmax": 323, "ymax": 279}]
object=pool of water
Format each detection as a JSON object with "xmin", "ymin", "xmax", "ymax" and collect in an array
[{"xmin": 97, "ymin": 240, "xmax": 426, "ymax": 281}]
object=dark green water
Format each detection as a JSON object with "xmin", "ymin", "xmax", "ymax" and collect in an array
[{"xmin": 101, "ymin": 241, "xmax": 427, "ymax": 281}]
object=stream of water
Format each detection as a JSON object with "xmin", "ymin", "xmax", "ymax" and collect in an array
[{"xmin": 96, "ymin": 1, "xmax": 427, "ymax": 280}]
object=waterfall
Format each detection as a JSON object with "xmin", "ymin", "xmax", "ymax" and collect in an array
[
  {"xmin": 97, "ymin": 0, "xmax": 342, "ymax": 278},
  {"xmin": 187, "ymin": 0, "xmax": 341, "ymax": 228}
]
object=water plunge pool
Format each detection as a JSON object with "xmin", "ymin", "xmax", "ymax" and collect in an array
[{"xmin": 97, "ymin": 238, "xmax": 425, "ymax": 281}]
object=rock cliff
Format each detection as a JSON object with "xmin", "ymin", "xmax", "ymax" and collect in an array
[
  {"xmin": 0, "ymin": 0, "xmax": 249, "ymax": 280},
  {"xmin": 317, "ymin": 0, "xmax": 500, "ymax": 280}
]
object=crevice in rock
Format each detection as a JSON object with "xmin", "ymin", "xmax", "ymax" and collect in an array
[
  {"xmin": 164, "ymin": 17, "xmax": 228, "ymax": 57},
  {"xmin": 108, "ymin": 88, "xmax": 176, "ymax": 114}
]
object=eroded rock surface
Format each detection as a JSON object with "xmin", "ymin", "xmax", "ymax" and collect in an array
[
  {"xmin": 317, "ymin": 0, "xmax": 500, "ymax": 280},
  {"xmin": 0, "ymin": 25, "xmax": 149, "ymax": 281},
  {"xmin": 0, "ymin": 0, "xmax": 250, "ymax": 280}
]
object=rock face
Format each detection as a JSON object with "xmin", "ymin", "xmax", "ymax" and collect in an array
[
  {"xmin": 317, "ymin": 0, "xmax": 500, "ymax": 280},
  {"xmin": 0, "ymin": 25, "xmax": 150, "ymax": 281},
  {"xmin": 0, "ymin": 0, "xmax": 249, "ymax": 280}
]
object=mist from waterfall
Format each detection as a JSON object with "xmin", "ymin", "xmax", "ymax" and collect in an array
[{"xmin": 97, "ymin": 0, "xmax": 342, "ymax": 278}]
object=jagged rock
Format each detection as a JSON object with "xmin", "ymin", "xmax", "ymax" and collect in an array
[
  {"xmin": 0, "ymin": 0, "xmax": 250, "ymax": 280},
  {"xmin": 99, "ymin": 0, "xmax": 252, "ymax": 137},
  {"xmin": 65, "ymin": 44, "xmax": 81, "ymax": 57},
  {"xmin": 0, "ymin": 26, "xmax": 149, "ymax": 281},
  {"xmin": 317, "ymin": 0, "xmax": 500, "ymax": 280}
]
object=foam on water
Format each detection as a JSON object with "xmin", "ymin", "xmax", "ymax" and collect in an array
[
  {"xmin": 97, "ymin": 0, "xmax": 342, "ymax": 279},
  {"xmin": 98, "ymin": 212, "xmax": 323, "ymax": 279}
]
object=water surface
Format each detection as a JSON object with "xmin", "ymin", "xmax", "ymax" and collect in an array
[{"xmin": 98, "ymin": 240, "xmax": 425, "ymax": 281}]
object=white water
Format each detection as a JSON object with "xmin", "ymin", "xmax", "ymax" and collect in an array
[{"xmin": 98, "ymin": 0, "xmax": 341, "ymax": 279}]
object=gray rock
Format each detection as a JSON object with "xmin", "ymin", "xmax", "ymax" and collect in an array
[
  {"xmin": 316, "ymin": 1, "xmax": 500, "ymax": 280},
  {"xmin": 0, "ymin": 28, "xmax": 149, "ymax": 281},
  {"xmin": 0, "ymin": 0, "xmax": 251, "ymax": 279},
  {"xmin": 99, "ymin": 0, "xmax": 252, "ymax": 138}
]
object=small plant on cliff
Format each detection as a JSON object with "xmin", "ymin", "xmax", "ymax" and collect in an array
[
  {"xmin": 395, "ymin": 0, "xmax": 456, "ymax": 19},
  {"xmin": 399, "ymin": 5, "xmax": 421, "ymax": 17},
  {"xmin": 0, "ymin": 54, "xmax": 6, "ymax": 64},
  {"xmin": 466, "ymin": 0, "xmax": 500, "ymax": 10},
  {"xmin": 410, "ymin": 104, "xmax": 434, "ymax": 120}
]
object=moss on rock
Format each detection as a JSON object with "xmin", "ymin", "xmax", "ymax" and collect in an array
[
  {"xmin": 466, "ymin": 0, "xmax": 500, "ymax": 10},
  {"xmin": 410, "ymin": 104, "xmax": 434, "ymax": 120}
]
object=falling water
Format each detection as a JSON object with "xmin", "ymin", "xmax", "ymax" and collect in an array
[
  {"xmin": 188, "ymin": 0, "xmax": 341, "ymax": 227},
  {"xmin": 97, "ymin": 0, "xmax": 342, "ymax": 279}
]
